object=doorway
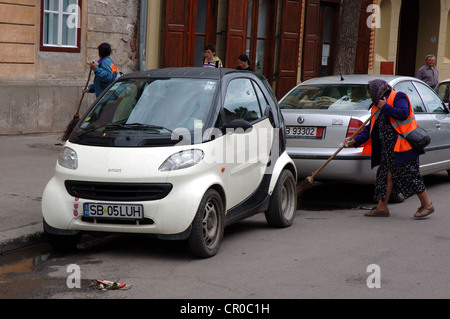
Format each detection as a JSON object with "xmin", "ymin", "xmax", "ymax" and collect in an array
[
  {"xmin": 302, "ymin": 0, "xmax": 339, "ymax": 81},
  {"xmin": 396, "ymin": 0, "xmax": 419, "ymax": 76}
]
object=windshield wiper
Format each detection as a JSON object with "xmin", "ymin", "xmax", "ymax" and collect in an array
[
  {"xmin": 108, "ymin": 123, "xmax": 173, "ymax": 133},
  {"xmin": 72, "ymin": 126, "xmax": 99, "ymax": 142},
  {"xmin": 73, "ymin": 123, "xmax": 178, "ymax": 143}
]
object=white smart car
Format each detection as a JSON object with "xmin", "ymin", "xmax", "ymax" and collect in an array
[{"xmin": 42, "ymin": 67, "xmax": 297, "ymax": 258}]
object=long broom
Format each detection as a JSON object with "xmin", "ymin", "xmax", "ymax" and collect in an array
[
  {"xmin": 61, "ymin": 68, "xmax": 93, "ymax": 141},
  {"xmin": 297, "ymin": 108, "xmax": 380, "ymax": 200}
]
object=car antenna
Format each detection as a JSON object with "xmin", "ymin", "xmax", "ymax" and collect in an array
[{"xmin": 339, "ymin": 66, "xmax": 344, "ymax": 81}]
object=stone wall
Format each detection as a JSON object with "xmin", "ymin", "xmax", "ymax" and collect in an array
[{"xmin": 0, "ymin": 0, "xmax": 140, "ymax": 135}]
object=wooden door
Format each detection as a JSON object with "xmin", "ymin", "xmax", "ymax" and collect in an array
[
  {"xmin": 163, "ymin": 0, "xmax": 191, "ymax": 67},
  {"xmin": 302, "ymin": 0, "xmax": 320, "ymax": 81},
  {"xmin": 354, "ymin": 0, "xmax": 372, "ymax": 74},
  {"xmin": 163, "ymin": 0, "xmax": 218, "ymax": 68},
  {"xmin": 225, "ymin": 0, "xmax": 249, "ymax": 69},
  {"xmin": 276, "ymin": 0, "xmax": 303, "ymax": 99}
]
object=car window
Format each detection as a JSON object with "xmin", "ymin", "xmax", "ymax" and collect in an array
[
  {"xmin": 279, "ymin": 84, "xmax": 372, "ymax": 110},
  {"xmin": 223, "ymin": 78, "xmax": 262, "ymax": 123},
  {"xmin": 394, "ymin": 81, "xmax": 426, "ymax": 113},
  {"xmin": 415, "ymin": 82, "xmax": 446, "ymax": 113},
  {"xmin": 253, "ymin": 81, "xmax": 269, "ymax": 114},
  {"xmin": 436, "ymin": 81, "xmax": 450, "ymax": 103}
]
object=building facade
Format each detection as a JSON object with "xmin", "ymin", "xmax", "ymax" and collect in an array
[
  {"xmin": 2, "ymin": 0, "xmax": 450, "ymax": 135},
  {"xmin": 141, "ymin": 0, "xmax": 373, "ymax": 99},
  {"xmin": 0, "ymin": 0, "xmax": 139, "ymax": 135},
  {"xmin": 370, "ymin": 0, "xmax": 450, "ymax": 80}
]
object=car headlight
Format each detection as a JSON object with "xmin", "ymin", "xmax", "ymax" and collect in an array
[
  {"xmin": 58, "ymin": 147, "xmax": 78, "ymax": 170},
  {"xmin": 159, "ymin": 149, "xmax": 204, "ymax": 171}
]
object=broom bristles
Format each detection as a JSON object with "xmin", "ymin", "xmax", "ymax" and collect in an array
[
  {"xmin": 296, "ymin": 175, "xmax": 314, "ymax": 206},
  {"xmin": 61, "ymin": 116, "xmax": 80, "ymax": 142},
  {"xmin": 297, "ymin": 176, "xmax": 314, "ymax": 193}
]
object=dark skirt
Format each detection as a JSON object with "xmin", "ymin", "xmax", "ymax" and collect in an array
[{"xmin": 373, "ymin": 114, "xmax": 426, "ymax": 201}]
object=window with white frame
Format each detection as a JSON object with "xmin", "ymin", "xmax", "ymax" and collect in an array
[{"xmin": 41, "ymin": 0, "xmax": 81, "ymax": 52}]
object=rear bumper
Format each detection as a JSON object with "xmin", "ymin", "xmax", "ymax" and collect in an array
[{"xmin": 288, "ymin": 150, "xmax": 376, "ymax": 184}]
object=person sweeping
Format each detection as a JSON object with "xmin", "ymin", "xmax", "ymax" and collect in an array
[
  {"xmin": 84, "ymin": 42, "xmax": 119, "ymax": 97},
  {"xmin": 345, "ymin": 79, "xmax": 434, "ymax": 219},
  {"xmin": 61, "ymin": 43, "xmax": 119, "ymax": 141}
]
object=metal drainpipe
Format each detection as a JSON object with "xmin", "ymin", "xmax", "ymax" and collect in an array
[{"xmin": 139, "ymin": 0, "xmax": 147, "ymax": 71}]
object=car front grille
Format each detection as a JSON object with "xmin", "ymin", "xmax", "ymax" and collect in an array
[{"xmin": 65, "ymin": 181, "xmax": 173, "ymax": 202}]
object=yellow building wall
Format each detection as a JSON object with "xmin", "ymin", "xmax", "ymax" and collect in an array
[
  {"xmin": 371, "ymin": 0, "xmax": 450, "ymax": 82},
  {"xmin": 0, "ymin": 0, "xmax": 37, "ymax": 81}
]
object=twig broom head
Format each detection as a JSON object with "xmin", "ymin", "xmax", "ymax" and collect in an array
[
  {"xmin": 61, "ymin": 68, "xmax": 92, "ymax": 142},
  {"xmin": 297, "ymin": 176, "xmax": 314, "ymax": 203},
  {"xmin": 61, "ymin": 114, "xmax": 80, "ymax": 142}
]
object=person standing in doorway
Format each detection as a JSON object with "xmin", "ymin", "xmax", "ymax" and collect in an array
[
  {"xmin": 203, "ymin": 44, "xmax": 223, "ymax": 68},
  {"xmin": 84, "ymin": 43, "xmax": 119, "ymax": 97},
  {"xmin": 237, "ymin": 54, "xmax": 254, "ymax": 71},
  {"xmin": 416, "ymin": 54, "xmax": 439, "ymax": 89}
]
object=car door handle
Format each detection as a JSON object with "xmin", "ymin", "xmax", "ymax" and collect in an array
[{"xmin": 435, "ymin": 123, "xmax": 441, "ymax": 129}]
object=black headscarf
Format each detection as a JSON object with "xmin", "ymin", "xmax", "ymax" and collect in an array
[{"xmin": 368, "ymin": 79, "xmax": 392, "ymax": 106}]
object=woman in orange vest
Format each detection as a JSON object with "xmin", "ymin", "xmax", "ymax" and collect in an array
[{"xmin": 346, "ymin": 79, "xmax": 434, "ymax": 218}]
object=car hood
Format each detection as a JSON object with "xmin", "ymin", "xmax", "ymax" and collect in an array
[{"xmin": 60, "ymin": 141, "xmax": 207, "ymax": 182}]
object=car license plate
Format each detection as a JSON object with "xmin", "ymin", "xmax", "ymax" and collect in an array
[
  {"xmin": 83, "ymin": 203, "xmax": 144, "ymax": 220},
  {"xmin": 286, "ymin": 126, "xmax": 323, "ymax": 138}
]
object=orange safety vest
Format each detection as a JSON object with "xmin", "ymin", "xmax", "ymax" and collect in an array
[{"xmin": 362, "ymin": 91, "xmax": 417, "ymax": 155}]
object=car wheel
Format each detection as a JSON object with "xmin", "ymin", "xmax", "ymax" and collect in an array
[
  {"xmin": 44, "ymin": 230, "xmax": 81, "ymax": 251},
  {"xmin": 188, "ymin": 189, "xmax": 224, "ymax": 258},
  {"xmin": 265, "ymin": 169, "xmax": 297, "ymax": 228}
]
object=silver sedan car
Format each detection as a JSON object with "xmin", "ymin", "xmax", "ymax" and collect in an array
[{"xmin": 280, "ymin": 74, "xmax": 450, "ymax": 184}]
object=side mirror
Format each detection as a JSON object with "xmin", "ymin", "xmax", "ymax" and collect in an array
[{"xmin": 222, "ymin": 119, "xmax": 253, "ymax": 133}]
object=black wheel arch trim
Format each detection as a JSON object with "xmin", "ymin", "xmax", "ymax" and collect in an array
[{"xmin": 43, "ymin": 219, "xmax": 81, "ymax": 236}]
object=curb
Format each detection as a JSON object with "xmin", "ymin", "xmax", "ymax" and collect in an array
[{"xmin": 0, "ymin": 224, "xmax": 46, "ymax": 254}]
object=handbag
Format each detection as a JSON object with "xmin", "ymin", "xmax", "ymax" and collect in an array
[{"xmin": 401, "ymin": 127, "xmax": 431, "ymax": 152}]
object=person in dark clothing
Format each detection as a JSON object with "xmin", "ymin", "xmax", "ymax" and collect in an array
[
  {"xmin": 345, "ymin": 79, "xmax": 434, "ymax": 219},
  {"xmin": 237, "ymin": 54, "xmax": 254, "ymax": 71},
  {"xmin": 83, "ymin": 43, "xmax": 119, "ymax": 97}
]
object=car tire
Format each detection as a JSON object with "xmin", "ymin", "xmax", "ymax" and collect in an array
[
  {"xmin": 188, "ymin": 189, "xmax": 224, "ymax": 258},
  {"xmin": 265, "ymin": 169, "xmax": 297, "ymax": 228},
  {"xmin": 44, "ymin": 230, "xmax": 81, "ymax": 251}
]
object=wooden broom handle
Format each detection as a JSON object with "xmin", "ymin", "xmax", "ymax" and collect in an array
[
  {"xmin": 310, "ymin": 109, "xmax": 380, "ymax": 179},
  {"xmin": 75, "ymin": 68, "xmax": 93, "ymax": 117}
]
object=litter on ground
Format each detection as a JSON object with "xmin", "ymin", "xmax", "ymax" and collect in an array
[{"xmin": 90, "ymin": 279, "xmax": 131, "ymax": 290}]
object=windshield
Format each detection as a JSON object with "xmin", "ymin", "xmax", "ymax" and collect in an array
[
  {"xmin": 280, "ymin": 84, "xmax": 372, "ymax": 110},
  {"xmin": 78, "ymin": 78, "xmax": 218, "ymax": 135},
  {"xmin": 436, "ymin": 81, "xmax": 450, "ymax": 103}
]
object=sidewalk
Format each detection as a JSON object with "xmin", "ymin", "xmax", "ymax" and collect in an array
[{"xmin": 0, "ymin": 133, "xmax": 62, "ymax": 253}]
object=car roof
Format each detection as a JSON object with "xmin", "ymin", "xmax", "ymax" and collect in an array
[
  {"xmin": 121, "ymin": 67, "xmax": 259, "ymax": 81},
  {"xmin": 437, "ymin": 78, "xmax": 450, "ymax": 84},
  {"xmin": 298, "ymin": 74, "xmax": 419, "ymax": 86}
]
